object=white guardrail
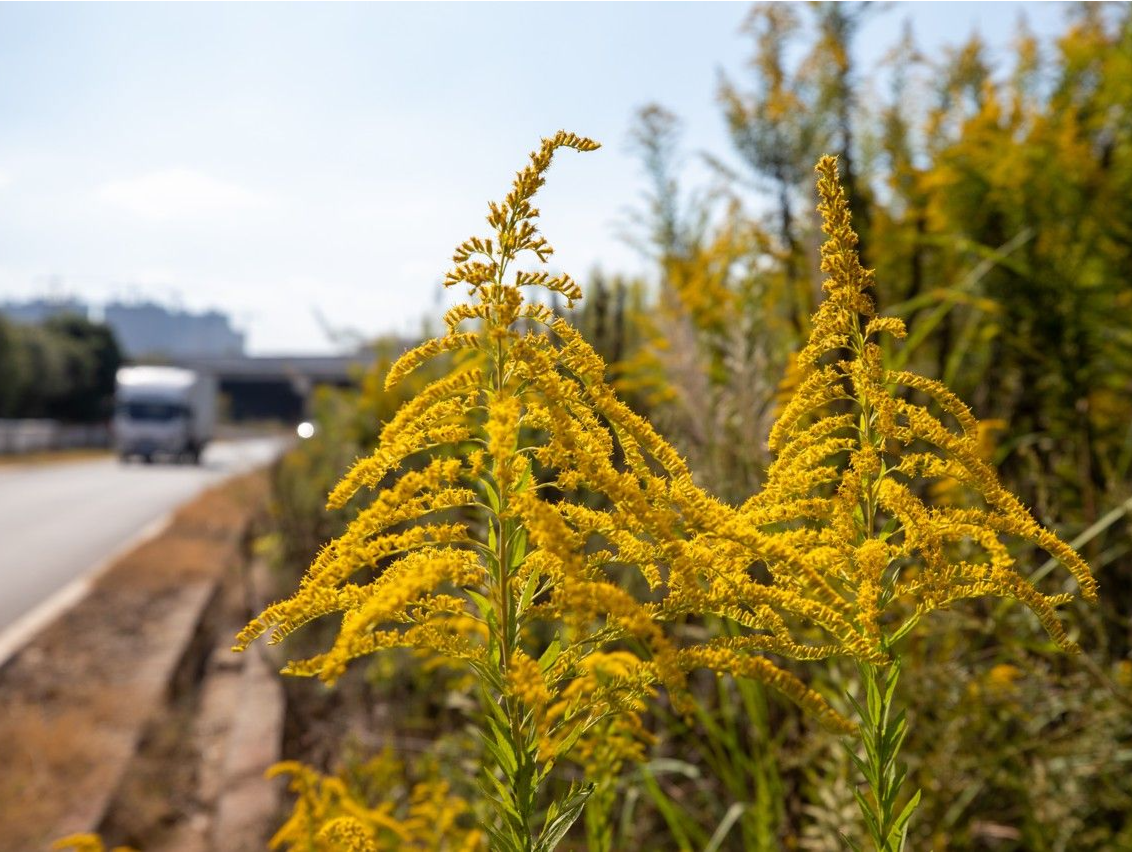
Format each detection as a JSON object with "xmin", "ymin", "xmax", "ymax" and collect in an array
[{"xmin": 0, "ymin": 420, "xmax": 110, "ymax": 455}]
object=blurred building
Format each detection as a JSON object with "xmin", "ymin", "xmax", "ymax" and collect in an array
[
  {"xmin": 0, "ymin": 297, "xmax": 88, "ymax": 324},
  {"xmin": 102, "ymin": 301, "xmax": 245, "ymax": 358},
  {"xmin": 2, "ymin": 297, "xmax": 246, "ymax": 359}
]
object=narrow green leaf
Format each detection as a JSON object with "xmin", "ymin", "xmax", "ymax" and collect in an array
[
  {"xmin": 538, "ymin": 637, "xmax": 562, "ymax": 673},
  {"xmin": 509, "ymin": 528, "xmax": 529, "ymax": 568},
  {"xmin": 519, "ymin": 570, "xmax": 540, "ymax": 613},
  {"xmin": 536, "ymin": 785, "xmax": 593, "ymax": 852},
  {"xmin": 893, "ymin": 788, "xmax": 921, "ymax": 833},
  {"xmin": 480, "ymin": 765, "xmax": 516, "ymax": 807},
  {"xmin": 639, "ymin": 765, "xmax": 707, "ymax": 850},
  {"xmin": 516, "ymin": 461, "xmax": 533, "ymax": 493},
  {"xmin": 883, "ymin": 663, "xmax": 901, "ymax": 708},
  {"xmin": 844, "ymin": 693, "xmax": 871, "ymax": 735},
  {"xmin": 846, "ymin": 751, "xmax": 876, "ymax": 789},
  {"xmin": 641, "ymin": 758, "xmax": 701, "ymax": 780},
  {"xmin": 853, "ymin": 787, "xmax": 880, "ymax": 840},
  {"xmin": 866, "ymin": 674, "xmax": 882, "ymax": 719},
  {"xmin": 466, "ymin": 589, "xmax": 494, "ymax": 621},
  {"xmin": 554, "ymin": 716, "xmax": 589, "ymax": 759},
  {"xmin": 877, "ymin": 516, "xmax": 901, "ymax": 541},
  {"xmin": 889, "ymin": 616, "xmax": 919, "ymax": 645},
  {"xmin": 483, "ymin": 481, "xmax": 501, "ymax": 513},
  {"xmin": 480, "ymin": 690, "xmax": 511, "ymax": 729},
  {"xmin": 482, "ymin": 727, "xmax": 518, "ymax": 776}
]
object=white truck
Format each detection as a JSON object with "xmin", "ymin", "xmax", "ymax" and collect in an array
[{"xmin": 113, "ymin": 366, "xmax": 217, "ymax": 464}]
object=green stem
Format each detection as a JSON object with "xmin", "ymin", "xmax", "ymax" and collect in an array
[
  {"xmin": 481, "ymin": 248, "xmax": 548, "ymax": 852},
  {"xmin": 583, "ymin": 769, "xmax": 617, "ymax": 852},
  {"xmin": 845, "ymin": 659, "xmax": 920, "ymax": 852},
  {"xmin": 846, "ymin": 323, "xmax": 919, "ymax": 851}
]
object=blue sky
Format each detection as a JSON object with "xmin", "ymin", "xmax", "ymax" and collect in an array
[{"xmin": 0, "ymin": 2, "xmax": 1072, "ymax": 354}]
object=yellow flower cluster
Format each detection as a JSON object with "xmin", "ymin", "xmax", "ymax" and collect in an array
[
  {"xmin": 236, "ymin": 136, "xmax": 1097, "ymax": 845},
  {"xmin": 235, "ymin": 132, "xmax": 709, "ymax": 845},
  {"xmin": 318, "ymin": 818, "xmax": 381, "ymax": 852},
  {"xmin": 673, "ymin": 155, "xmax": 1097, "ymax": 678},
  {"xmin": 543, "ymin": 651, "xmax": 657, "ymax": 772},
  {"xmin": 505, "ymin": 650, "xmax": 551, "ymax": 723},
  {"xmin": 238, "ymin": 130, "xmax": 828, "ymax": 736},
  {"xmin": 267, "ymin": 753, "xmax": 483, "ymax": 852}
]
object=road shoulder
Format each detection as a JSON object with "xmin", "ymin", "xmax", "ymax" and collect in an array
[{"xmin": 0, "ymin": 471, "xmax": 276, "ymax": 852}]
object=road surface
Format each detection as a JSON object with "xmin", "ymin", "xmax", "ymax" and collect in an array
[{"xmin": 0, "ymin": 437, "xmax": 286, "ymax": 643}]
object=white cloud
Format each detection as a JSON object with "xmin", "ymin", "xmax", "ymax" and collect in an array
[
  {"xmin": 0, "ymin": 170, "xmax": 11, "ymax": 190},
  {"xmin": 98, "ymin": 168, "xmax": 268, "ymax": 221}
]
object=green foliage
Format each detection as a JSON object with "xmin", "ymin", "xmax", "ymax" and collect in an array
[
  {"xmin": 0, "ymin": 313, "xmax": 122, "ymax": 422},
  {"xmin": 842, "ymin": 663, "xmax": 919, "ymax": 852},
  {"xmin": 899, "ymin": 608, "xmax": 1132, "ymax": 851}
]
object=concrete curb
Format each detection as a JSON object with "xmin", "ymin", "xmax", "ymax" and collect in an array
[{"xmin": 211, "ymin": 641, "xmax": 286, "ymax": 851}]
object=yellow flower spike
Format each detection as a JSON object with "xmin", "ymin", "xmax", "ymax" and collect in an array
[
  {"xmin": 506, "ymin": 650, "xmax": 552, "ymax": 723},
  {"xmin": 485, "ymin": 394, "xmax": 522, "ymax": 490},
  {"xmin": 317, "ymin": 818, "xmax": 380, "ymax": 852},
  {"xmin": 863, "ymin": 315, "xmax": 907, "ymax": 341},
  {"xmin": 853, "ymin": 539, "xmax": 889, "ymax": 645},
  {"xmin": 886, "ymin": 369, "xmax": 978, "ymax": 439},
  {"xmin": 677, "ymin": 645, "xmax": 856, "ymax": 734},
  {"xmin": 660, "ymin": 158, "xmax": 1099, "ymax": 844},
  {"xmin": 688, "ymin": 155, "xmax": 1099, "ymax": 846},
  {"xmin": 739, "ymin": 155, "xmax": 1098, "ymax": 654},
  {"xmin": 767, "ymin": 366, "xmax": 852, "ymax": 452},
  {"xmin": 268, "ymin": 755, "xmax": 483, "ymax": 852},
  {"xmin": 384, "ymin": 332, "xmax": 482, "ymax": 391},
  {"xmin": 238, "ymin": 132, "xmax": 729, "ymax": 851}
]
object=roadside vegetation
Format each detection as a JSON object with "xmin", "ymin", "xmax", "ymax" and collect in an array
[
  {"xmin": 259, "ymin": 6, "xmax": 1132, "ymax": 850},
  {"xmin": 0, "ymin": 313, "xmax": 122, "ymax": 422},
  {"xmin": 249, "ymin": 132, "xmax": 1103, "ymax": 850}
]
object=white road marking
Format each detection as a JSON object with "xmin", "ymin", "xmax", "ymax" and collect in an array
[
  {"xmin": 0, "ymin": 515, "xmax": 173, "ymax": 667},
  {"xmin": 0, "ymin": 437, "xmax": 287, "ymax": 666}
]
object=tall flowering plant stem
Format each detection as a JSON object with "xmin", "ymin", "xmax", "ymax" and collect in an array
[
  {"xmin": 842, "ymin": 660, "xmax": 919, "ymax": 852},
  {"xmin": 794, "ymin": 157, "xmax": 1097, "ymax": 848},
  {"xmin": 678, "ymin": 154, "xmax": 1099, "ymax": 848}
]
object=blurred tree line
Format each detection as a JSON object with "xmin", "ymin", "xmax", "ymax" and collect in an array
[
  {"xmin": 268, "ymin": 4, "xmax": 1132, "ymax": 849},
  {"xmin": 0, "ymin": 313, "xmax": 122, "ymax": 422}
]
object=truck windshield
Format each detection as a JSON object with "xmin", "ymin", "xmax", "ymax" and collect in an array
[{"xmin": 118, "ymin": 401, "xmax": 187, "ymax": 422}]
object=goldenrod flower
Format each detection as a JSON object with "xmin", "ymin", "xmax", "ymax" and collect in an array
[
  {"xmin": 684, "ymin": 155, "xmax": 1096, "ymax": 674},
  {"xmin": 235, "ymin": 131, "xmax": 718, "ymax": 849},
  {"xmin": 652, "ymin": 157, "xmax": 1098, "ymax": 758},
  {"xmin": 267, "ymin": 753, "xmax": 483, "ymax": 852}
]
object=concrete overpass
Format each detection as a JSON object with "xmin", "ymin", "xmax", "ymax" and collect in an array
[{"xmin": 174, "ymin": 352, "xmax": 381, "ymax": 422}]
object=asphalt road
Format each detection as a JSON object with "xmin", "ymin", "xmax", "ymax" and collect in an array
[{"xmin": 0, "ymin": 437, "xmax": 286, "ymax": 640}]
